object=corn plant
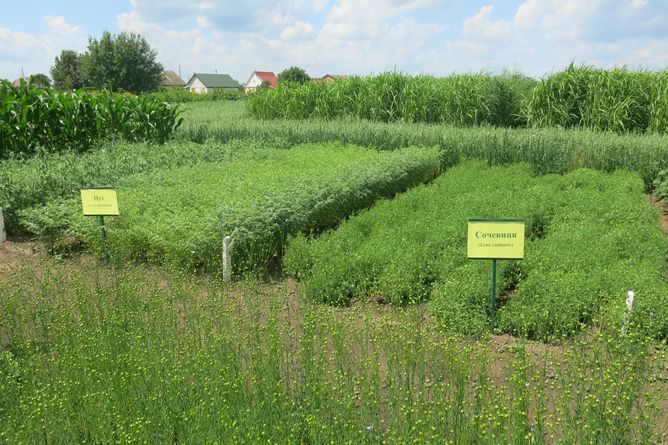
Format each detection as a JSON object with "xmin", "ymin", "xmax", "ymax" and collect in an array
[{"xmin": 0, "ymin": 79, "xmax": 183, "ymax": 159}]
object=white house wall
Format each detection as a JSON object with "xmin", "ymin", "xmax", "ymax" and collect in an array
[
  {"xmin": 188, "ymin": 77, "xmax": 208, "ymax": 94},
  {"xmin": 245, "ymin": 73, "xmax": 262, "ymax": 88}
]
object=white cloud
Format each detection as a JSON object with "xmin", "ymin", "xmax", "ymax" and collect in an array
[
  {"xmin": 0, "ymin": 16, "xmax": 86, "ymax": 80},
  {"xmin": 462, "ymin": 5, "xmax": 512, "ymax": 39},
  {"xmin": 281, "ymin": 22, "xmax": 316, "ymax": 40}
]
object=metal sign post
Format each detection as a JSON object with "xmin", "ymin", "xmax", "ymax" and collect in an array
[
  {"xmin": 81, "ymin": 187, "xmax": 119, "ymax": 266},
  {"xmin": 467, "ymin": 219, "xmax": 526, "ymax": 333}
]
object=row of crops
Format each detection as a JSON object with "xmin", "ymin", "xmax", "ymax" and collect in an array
[
  {"xmin": 19, "ymin": 143, "xmax": 442, "ymax": 275},
  {"xmin": 285, "ymin": 162, "xmax": 668, "ymax": 341},
  {"xmin": 11, "ymin": 138, "xmax": 668, "ymax": 341},
  {"xmin": 248, "ymin": 65, "xmax": 668, "ymax": 134},
  {"xmin": 179, "ymin": 101, "xmax": 668, "ymax": 191},
  {"xmin": 0, "ymin": 80, "xmax": 182, "ymax": 159}
]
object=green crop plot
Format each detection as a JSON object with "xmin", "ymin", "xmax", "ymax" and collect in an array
[
  {"xmin": 285, "ymin": 161, "xmax": 668, "ymax": 341},
  {"xmin": 21, "ymin": 143, "xmax": 442, "ymax": 276}
]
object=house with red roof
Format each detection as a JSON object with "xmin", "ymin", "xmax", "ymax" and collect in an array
[{"xmin": 244, "ymin": 71, "xmax": 278, "ymax": 93}]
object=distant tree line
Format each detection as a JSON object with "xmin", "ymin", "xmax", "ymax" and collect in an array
[{"xmin": 50, "ymin": 31, "xmax": 163, "ymax": 94}]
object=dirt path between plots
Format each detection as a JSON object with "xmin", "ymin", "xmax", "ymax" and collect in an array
[{"xmin": 646, "ymin": 194, "xmax": 668, "ymax": 234}]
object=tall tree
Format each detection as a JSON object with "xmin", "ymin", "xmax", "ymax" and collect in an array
[
  {"xmin": 82, "ymin": 31, "xmax": 163, "ymax": 94},
  {"xmin": 278, "ymin": 66, "xmax": 310, "ymax": 84},
  {"xmin": 50, "ymin": 50, "xmax": 85, "ymax": 90},
  {"xmin": 31, "ymin": 74, "xmax": 51, "ymax": 88}
]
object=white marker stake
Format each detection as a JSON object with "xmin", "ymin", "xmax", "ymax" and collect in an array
[
  {"xmin": 0, "ymin": 208, "xmax": 5, "ymax": 243},
  {"xmin": 223, "ymin": 236, "xmax": 232, "ymax": 282},
  {"xmin": 622, "ymin": 290, "xmax": 634, "ymax": 335}
]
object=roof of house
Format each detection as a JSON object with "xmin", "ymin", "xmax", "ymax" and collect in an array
[
  {"xmin": 162, "ymin": 70, "xmax": 186, "ymax": 87},
  {"xmin": 12, "ymin": 76, "xmax": 48, "ymax": 88},
  {"xmin": 188, "ymin": 73, "xmax": 241, "ymax": 88},
  {"xmin": 253, "ymin": 71, "xmax": 278, "ymax": 88},
  {"xmin": 311, "ymin": 74, "xmax": 346, "ymax": 83}
]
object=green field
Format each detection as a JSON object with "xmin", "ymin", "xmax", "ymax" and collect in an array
[
  {"xmin": 285, "ymin": 162, "xmax": 668, "ymax": 341},
  {"xmin": 20, "ymin": 143, "xmax": 441, "ymax": 275},
  {"xmin": 2, "ymin": 84, "xmax": 668, "ymax": 442}
]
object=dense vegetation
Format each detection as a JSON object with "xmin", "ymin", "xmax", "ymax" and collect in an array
[
  {"xmin": 523, "ymin": 64, "xmax": 668, "ymax": 133},
  {"xmin": 0, "ymin": 140, "xmax": 259, "ymax": 237},
  {"xmin": 0, "ymin": 265, "xmax": 662, "ymax": 443},
  {"xmin": 20, "ymin": 144, "xmax": 442, "ymax": 275},
  {"xmin": 249, "ymin": 72, "xmax": 534, "ymax": 126},
  {"xmin": 285, "ymin": 162, "xmax": 668, "ymax": 341},
  {"xmin": 248, "ymin": 65, "xmax": 668, "ymax": 134},
  {"xmin": 0, "ymin": 80, "xmax": 182, "ymax": 159},
  {"xmin": 51, "ymin": 31, "xmax": 163, "ymax": 93},
  {"xmin": 146, "ymin": 87, "xmax": 247, "ymax": 103},
  {"xmin": 2, "ymin": 74, "xmax": 668, "ymax": 441},
  {"xmin": 180, "ymin": 101, "xmax": 668, "ymax": 191}
]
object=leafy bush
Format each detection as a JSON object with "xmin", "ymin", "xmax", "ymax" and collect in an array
[
  {"xmin": 20, "ymin": 144, "xmax": 443, "ymax": 276},
  {"xmin": 285, "ymin": 162, "xmax": 668, "ymax": 340}
]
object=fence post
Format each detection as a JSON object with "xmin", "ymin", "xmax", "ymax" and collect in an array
[
  {"xmin": 0, "ymin": 208, "xmax": 5, "ymax": 243},
  {"xmin": 222, "ymin": 236, "xmax": 232, "ymax": 282}
]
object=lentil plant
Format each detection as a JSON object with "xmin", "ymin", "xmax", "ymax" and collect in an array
[
  {"xmin": 20, "ymin": 144, "xmax": 443, "ymax": 276},
  {"xmin": 285, "ymin": 162, "xmax": 668, "ymax": 341},
  {"xmin": 0, "ymin": 262, "xmax": 664, "ymax": 443},
  {"xmin": 0, "ymin": 139, "xmax": 258, "ymax": 237}
]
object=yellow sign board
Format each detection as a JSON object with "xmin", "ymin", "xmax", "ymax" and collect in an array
[
  {"xmin": 80, "ymin": 189, "xmax": 119, "ymax": 216},
  {"xmin": 467, "ymin": 219, "xmax": 525, "ymax": 259}
]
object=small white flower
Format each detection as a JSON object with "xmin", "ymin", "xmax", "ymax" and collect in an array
[
  {"xmin": 625, "ymin": 290, "xmax": 635, "ymax": 311},
  {"xmin": 366, "ymin": 426, "xmax": 374, "ymax": 431}
]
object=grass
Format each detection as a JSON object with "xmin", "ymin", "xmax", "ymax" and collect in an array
[
  {"xmin": 0, "ymin": 259, "xmax": 664, "ymax": 444},
  {"xmin": 177, "ymin": 101, "xmax": 668, "ymax": 191},
  {"xmin": 285, "ymin": 162, "xmax": 668, "ymax": 341},
  {"xmin": 247, "ymin": 66, "xmax": 668, "ymax": 134},
  {"xmin": 248, "ymin": 72, "xmax": 535, "ymax": 126}
]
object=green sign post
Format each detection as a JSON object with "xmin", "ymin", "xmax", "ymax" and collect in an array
[
  {"xmin": 80, "ymin": 187, "xmax": 119, "ymax": 266},
  {"xmin": 467, "ymin": 219, "xmax": 526, "ymax": 332}
]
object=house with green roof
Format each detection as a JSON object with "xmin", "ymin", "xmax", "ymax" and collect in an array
[{"xmin": 185, "ymin": 73, "xmax": 242, "ymax": 94}]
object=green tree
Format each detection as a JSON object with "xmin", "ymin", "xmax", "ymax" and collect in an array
[
  {"xmin": 30, "ymin": 74, "xmax": 51, "ymax": 88},
  {"xmin": 82, "ymin": 31, "xmax": 163, "ymax": 93},
  {"xmin": 278, "ymin": 66, "xmax": 310, "ymax": 84},
  {"xmin": 50, "ymin": 50, "xmax": 85, "ymax": 90}
]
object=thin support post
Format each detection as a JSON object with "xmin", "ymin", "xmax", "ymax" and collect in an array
[
  {"xmin": 0, "ymin": 208, "xmax": 5, "ymax": 243},
  {"xmin": 490, "ymin": 259, "xmax": 498, "ymax": 333},
  {"xmin": 223, "ymin": 236, "xmax": 232, "ymax": 282},
  {"xmin": 99, "ymin": 215, "xmax": 109, "ymax": 266}
]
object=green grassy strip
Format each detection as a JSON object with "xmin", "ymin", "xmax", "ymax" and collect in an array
[
  {"xmin": 178, "ymin": 101, "xmax": 668, "ymax": 191},
  {"xmin": 0, "ymin": 266, "xmax": 660, "ymax": 443},
  {"xmin": 285, "ymin": 162, "xmax": 668, "ymax": 340},
  {"xmin": 247, "ymin": 66, "xmax": 668, "ymax": 134},
  {"xmin": 523, "ymin": 64, "xmax": 668, "ymax": 133},
  {"xmin": 20, "ymin": 143, "xmax": 442, "ymax": 276}
]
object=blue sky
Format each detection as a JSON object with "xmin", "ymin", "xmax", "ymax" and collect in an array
[{"xmin": 2, "ymin": 0, "xmax": 668, "ymax": 84}]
